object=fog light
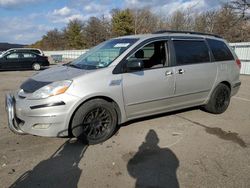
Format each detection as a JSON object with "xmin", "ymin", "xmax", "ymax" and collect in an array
[{"xmin": 33, "ymin": 124, "xmax": 51, "ymax": 129}]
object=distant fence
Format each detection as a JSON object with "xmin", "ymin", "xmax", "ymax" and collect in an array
[
  {"xmin": 229, "ymin": 42, "xmax": 250, "ymax": 75},
  {"xmin": 44, "ymin": 50, "xmax": 88, "ymax": 60},
  {"xmin": 44, "ymin": 42, "xmax": 250, "ymax": 75}
]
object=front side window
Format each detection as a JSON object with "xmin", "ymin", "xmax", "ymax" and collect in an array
[
  {"xmin": 207, "ymin": 39, "xmax": 234, "ymax": 61},
  {"xmin": 6, "ymin": 53, "xmax": 19, "ymax": 59},
  {"xmin": 174, "ymin": 40, "xmax": 210, "ymax": 65},
  {"xmin": 127, "ymin": 41, "xmax": 167, "ymax": 69},
  {"xmin": 70, "ymin": 38, "xmax": 138, "ymax": 70}
]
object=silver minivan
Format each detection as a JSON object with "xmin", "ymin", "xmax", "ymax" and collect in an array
[{"xmin": 6, "ymin": 31, "xmax": 241, "ymax": 144}]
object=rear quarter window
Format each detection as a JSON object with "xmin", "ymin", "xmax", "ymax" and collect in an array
[
  {"xmin": 173, "ymin": 40, "xmax": 210, "ymax": 65},
  {"xmin": 31, "ymin": 50, "xmax": 40, "ymax": 55},
  {"xmin": 22, "ymin": 53, "xmax": 36, "ymax": 58},
  {"xmin": 207, "ymin": 39, "xmax": 234, "ymax": 61}
]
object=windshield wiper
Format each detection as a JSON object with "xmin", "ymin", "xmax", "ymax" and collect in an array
[{"xmin": 65, "ymin": 64, "xmax": 81, "ymax": 69}]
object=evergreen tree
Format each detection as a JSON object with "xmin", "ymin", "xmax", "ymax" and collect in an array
[
  {"xmin": 64, "ymin": 19, "xmax": 85, "ymax": 49},
  {"xmin": 111, "ymin": 9, "xmax": 134, "ymax": 36}
]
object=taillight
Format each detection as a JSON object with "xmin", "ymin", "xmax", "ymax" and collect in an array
[{"xmin": 235, "ymin": 59, "xmax": 241, "ymax": 69}]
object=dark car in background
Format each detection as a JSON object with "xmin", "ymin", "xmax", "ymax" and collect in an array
[{"xmin": 0, "ymin": 51, "xmax": 49, "ymax": 71}]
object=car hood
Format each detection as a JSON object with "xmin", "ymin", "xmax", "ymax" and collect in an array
[
  {"xmin": 33, "ymin": 65, "xmax": 95, "ymax": 81},
  {"xmin": 20, "ymin": 65, "xmax": 96, "ymax": 93}
]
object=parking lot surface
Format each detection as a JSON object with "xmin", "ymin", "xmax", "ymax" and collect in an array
[{"xmin": 0, "ymin": 70, "xmax": 250, "ymax": 188}]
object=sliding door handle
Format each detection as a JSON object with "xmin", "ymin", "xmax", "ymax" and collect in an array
[{"xmin": 178, "ymin": 69, "xmax": 185, "ymax": 74}]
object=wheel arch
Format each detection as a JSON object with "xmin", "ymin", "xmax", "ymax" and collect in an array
[
  {"xmin": 205, "ymin": 80, "xmax": 232, "ymax": 104},
  {"xmin": 220, "ymin": 81, "xmax": 231, "ymax": 91},
  {"xmin": 203, "ymin": 80, "xmax": 232, "ymax": 114},
  {"xmin": 68, "ymin": 95, "xmax": 122, "ymax": 136}
]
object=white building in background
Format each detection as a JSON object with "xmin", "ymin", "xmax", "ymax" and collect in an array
[{"xmin": 230, "ymin": 42, "xmax": 250, "ymax": 75}]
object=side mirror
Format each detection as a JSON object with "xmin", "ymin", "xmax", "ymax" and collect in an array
[{"xmin": 126, "ymin": 59, "xmax": 144, "ymax": 72}]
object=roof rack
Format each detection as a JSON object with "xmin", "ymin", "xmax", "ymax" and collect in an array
[{"xmin": 152, "ymin": 30, "xmax": 222, "ymax": 38}]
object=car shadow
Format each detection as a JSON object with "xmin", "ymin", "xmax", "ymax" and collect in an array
[
  {"xmin": 127, "ymin": 129, "xmax": 179, "ymax": 188},
  {"xmin": 120, "ymin": 107, "xmax": 247, "ymax": 148},
  {"xmin": 10, "ymin": 139, "xmax": 87, "ymax": 188},
  {"xmin": 120, "ymin": 107, "xmax": 198, "ymax": 128}
]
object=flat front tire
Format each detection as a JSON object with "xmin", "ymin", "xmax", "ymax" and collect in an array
[
  {"xmin": 71, "ymin": 99, "xmax": 117, "ymax": 145},
  {"xmin": 204, "ymin": 83, "xmax": 231, "ymax": 114}
]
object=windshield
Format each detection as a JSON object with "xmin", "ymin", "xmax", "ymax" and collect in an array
[
  {"xmin": 69, "ymin": 38, "xmax": 138, "ymax": 70},
  {"xmin": 0, "ymin": 50, "xmax": 12, "ymax": 57},
  {"xmin": 0, "ymin": 51, "xmax": 7, "ymax": 57}
]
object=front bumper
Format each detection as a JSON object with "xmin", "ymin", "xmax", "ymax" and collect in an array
[
  {"xmin": 231, "ymin": 81, "xmax": 241, "ymax": 96},
  {"xmin": 5, "ymin": 94, "xmax": 25, "ymax": 134},
  {"xmin": 5, "ymin": 92, "xmax": 79, "ymax": 137}
]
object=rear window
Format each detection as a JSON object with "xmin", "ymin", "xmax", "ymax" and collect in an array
[
  {"xmin": 173, "ymin": 40, "xmax": 210, "ymax": 65},
  {"xmin": 31, "ymin": 50, "xmax": 40, "ymax": 55},
  {"xmin": 207, "ymin": 39, "xmax": 234, "ymax": 61}
]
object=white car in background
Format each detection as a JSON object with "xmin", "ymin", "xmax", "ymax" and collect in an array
[{"xmin": 0, "ymin": 48, "xmax": 44, "ymax": 57}]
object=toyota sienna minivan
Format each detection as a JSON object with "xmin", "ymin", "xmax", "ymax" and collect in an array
[{"xmin": 6, "ymin": 31, "xmax": 241, "ymax": 144}]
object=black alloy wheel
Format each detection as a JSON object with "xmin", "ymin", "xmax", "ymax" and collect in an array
[
  {"xmin": 71, "ymin": 99, "xmax": 118, "ymax": 145},
  {"xmin": 82, "ymin": 107, "xmax": 113, "ymax": 140},
  {"xmin": 204, "ymin": 83, "xmax": 231, "ymax": 114},
  {"xmin": 215, "ymin": 88, "xmax": 230, "ymax": 111}
]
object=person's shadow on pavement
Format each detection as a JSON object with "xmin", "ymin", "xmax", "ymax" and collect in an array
[
  {"xmin": 10, "ymin": 139, "xmax": 87, "ymax": 188},
  {"xmin": 127, "ymin": 130, "xmax": 179, "ymax": 188}
]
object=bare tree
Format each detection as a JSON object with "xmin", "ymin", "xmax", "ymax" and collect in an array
[
  {"xmin": 30, "ymin": 29, "xmax": 66, "ymax": 50},
  {"xmin": 169, "ymin": 9, "xmax": 194, "ymax": 31},
  {"xmin": 84, "ymin": 16, "xmax": 111, "ymax": 48},
  {"xmin": 212, "ymin": 5, "xmax": 248, "ymax": 42},
  {"xmin": 169, "ymin": 11, "xmax": 186, "ymax": 30},
  {"xmin": 193, "ymin": 13, "xmax": 207, "ymax": 33},
  {"xmin": 229, "ymin": 0, "xmax": 250, "ymax": 19},
  {"xmin": 132, "ymin": 8, "xmax": 159, "ymax": 34},
  {"xmin": 204, "ymin": 11, "xmax": 218, "ymax": 33}
]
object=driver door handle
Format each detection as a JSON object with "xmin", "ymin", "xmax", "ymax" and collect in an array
[{"xmin": 165, "ymin": 71, "xmax": 173, "ymax": 76}]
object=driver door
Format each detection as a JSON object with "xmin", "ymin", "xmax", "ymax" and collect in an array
[
  {"xmin": 3, "ymin": 53, "xmax": 20, "ymax": 69},
  {"xmin": 122, "ymin": 40, "xmax": 175, "ymax": 119}
]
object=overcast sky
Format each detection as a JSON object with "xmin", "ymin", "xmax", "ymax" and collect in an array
[{"xmin": 0, "ymin": 0, "xmax": 229, "ymax": 44}]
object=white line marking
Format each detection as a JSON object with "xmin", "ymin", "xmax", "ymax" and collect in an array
[{"xmin": 233, "ymin": 96, "xmax": 250, "ymax": 102}]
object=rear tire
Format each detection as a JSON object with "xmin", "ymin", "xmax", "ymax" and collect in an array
[
  {"xmin": 32, "ymin": 63, "xmax": 41, "ymax": 71},
  {"xmin": 204, "ymin": 83, "xmax": 231, "ymax": 114},
  {"xmin": 71, "ymin": 99, "xmax": 117, "ymax": 145}
]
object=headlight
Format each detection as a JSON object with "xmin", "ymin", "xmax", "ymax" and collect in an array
[{"xmin": 28, "ymin": 80, "xmax": 72, "ymax": 100}]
